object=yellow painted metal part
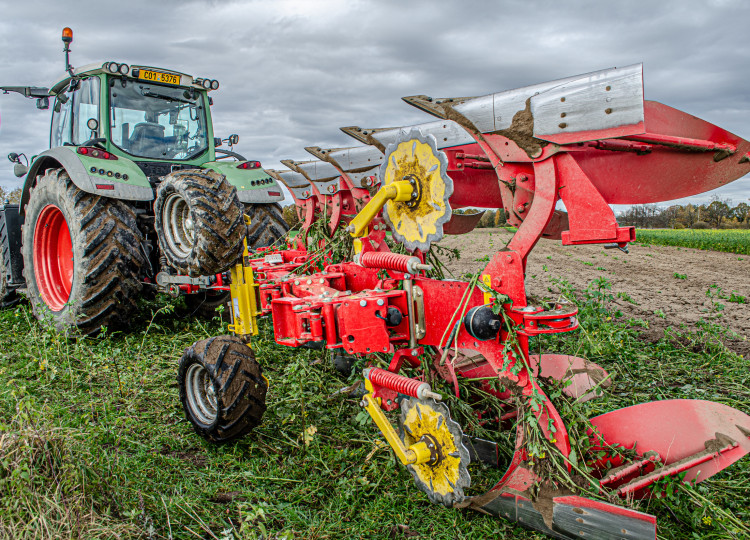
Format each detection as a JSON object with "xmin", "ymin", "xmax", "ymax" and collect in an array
[
  {"xmin": 402, "ymin": 400, "xmax": 463, "ymax": 499},
  {"xmin": 348, "ymin": 180, "xmax": 413, "ymax": 237},
  {"xmin": 481, "ymin": 274, "xmax": 493, "ymax": 304},
  {"xmin": 227, "ymin": 225, "xmax": 260, "ymax": 338},
  {"xmin": 382, "ymin": 137, "xmax": 451, "ymax": 247},
  {"xmin": 362, "ymin": 381, "xmax": 431, "ymax": 466}
]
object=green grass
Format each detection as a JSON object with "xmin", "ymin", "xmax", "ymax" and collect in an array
[
  {"xmin": 0, "ymin": 284, "xmax": 748, "ymax": 539},
  {"xmin": 634, "ymin": 228, "xmax": 750, "ymax": 255}
]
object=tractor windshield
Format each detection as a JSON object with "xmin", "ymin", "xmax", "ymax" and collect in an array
[{"xmin": 109, "ymin": 79, "xmax": 208, "ymax": 160}]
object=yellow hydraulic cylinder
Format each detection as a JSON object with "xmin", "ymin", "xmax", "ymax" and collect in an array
[
  {"xmin": 348, "ymin": 180, "xmax": 413, "ymax": 238},
  {"xmin": 227, "ymin": 235, "xmax": 260, "ymax": 338},
  {"xmin": 361, "ymin": 381, "xmax": 432, "ymax": 466}
]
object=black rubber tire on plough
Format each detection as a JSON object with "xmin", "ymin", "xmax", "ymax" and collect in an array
[
  {"xmin": 178, "ymin": 335, "xmax": 267, "ymax": 443},
  {"xmin": 154, "ymin": 169, "xmax": 246, "ymax": 277},
  {"xmin": 22, "ymin": 168, "xmax": 145, "ymax": 336}
]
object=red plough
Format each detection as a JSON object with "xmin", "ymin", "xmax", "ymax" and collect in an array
[{"xmin": 184, "ymin": 64, "xmax": 750, "ymax": 539}]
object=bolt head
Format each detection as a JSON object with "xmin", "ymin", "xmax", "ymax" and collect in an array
[
  {"xmin": 306, "ymin": 279, "xmax": 312, "ymax": 284},
  {"xmin": 359, "ymin": 299, "xmax": 367, "ymax": 307},
  {"xmin": 377, "ymin": 299, "xmax": 385, "ymax": 306},
  {"xmin": 294, "ymin": 280, "xmax": 300, "ymax": 285}
]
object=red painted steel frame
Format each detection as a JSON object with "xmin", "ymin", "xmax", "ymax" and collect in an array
[{"xmin": 239, "ymin": 95, "xmax": 750, "ymax": 538}]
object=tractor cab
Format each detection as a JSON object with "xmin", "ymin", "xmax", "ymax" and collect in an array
[{"xmin": 48, "ymin": 62, "xmax": 216, "ymax": 165}]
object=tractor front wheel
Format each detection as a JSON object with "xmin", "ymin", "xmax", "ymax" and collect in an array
[
  {"xmin": 178, "ymin": 335, "xmax": 267, "ymax": 443},
  {"xmin": 22, "ymin": 168, "xmax": 145, "ymax": 336}
]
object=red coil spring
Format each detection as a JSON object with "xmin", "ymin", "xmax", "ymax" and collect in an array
[
  {"xmin": 368, "ymin": 367, "xmax": 422, "ymax": 398},
  {"xmin": 360, "ymin": 251, "xmax": 412, "ymax": 272}
]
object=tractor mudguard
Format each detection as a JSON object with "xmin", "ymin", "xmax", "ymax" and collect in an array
[
  {"xmin": 203, "ymin": 161, "xmax": 284, "ymax": 204},
  {"xmin": 20, "ymin": 147, "xmax": 153, "ymax": 213}
]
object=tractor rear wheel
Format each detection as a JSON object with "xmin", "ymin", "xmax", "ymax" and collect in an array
[
  {"xmin": 184, "ymin": 202, "xmax": 288, "ymax": 318},
  {"xmin": 244, "ymin": 203, "xmax": 289, "ymax": 251},
  {"xmin": 178, "ymin": 335, "xmax": 267, "ymax": 443},
  {"xmin": 22, "ymin": 168, "xmax": 145, "ymax": 336},
  {"xmin": 155, "ymin": 169, "xmax": 245, "ymax": 276}
]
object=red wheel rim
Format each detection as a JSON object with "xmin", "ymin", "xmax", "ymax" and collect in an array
[{"xmin": 33, "ymin": 204, "xmax": 74, "ymax": 311}]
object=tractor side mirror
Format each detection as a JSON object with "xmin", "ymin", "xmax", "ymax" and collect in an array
[
  {"xmin": 36, "ymin": 97, "xmax": 49, "ymax": 110},
  {"xmin": 14, "ymin": 163, "xmax": 28, "ymax": 178},
  {"xmin": 8, "ymin": 152, "xmax": 29, "ymax": 177},
  {"xmin": 214, "ymin": 137, "xmax": 222, "ymax": 147},
  {"xmin": 229, "ymin": 134, "xmax": 239, "ymax": 146}
]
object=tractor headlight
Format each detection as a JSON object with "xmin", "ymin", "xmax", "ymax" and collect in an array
[
  {"xmin": 118, "ymin": 63, "xmax": 130, "ymax": 75},
  {"xmin": 202, "ymin": 79, "xmax": 212, "ymax": 90},
  {"xmin": 211, "ymin": 80, "xmax": 219, "ymax": 90},
  {"xmin": 106, "ymin": 62, "xmax": 120, "ymax": 74}
]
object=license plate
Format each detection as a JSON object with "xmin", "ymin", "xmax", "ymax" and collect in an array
[{"xmin": 138, "ymin": 69, "xmax": 180, "ymax": 86}]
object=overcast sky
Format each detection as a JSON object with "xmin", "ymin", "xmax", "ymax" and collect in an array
[{"xmin": 1, "ymin": 0, "xmax": 748, "ymax": 211}]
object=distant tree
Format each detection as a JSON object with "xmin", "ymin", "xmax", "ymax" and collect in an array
[
  {"xmin": 0, "ymin": 186, "xmax": 22, "ymax": 204},
  {"xmin": 730, "ymin": 202, "xmax": 749, "ymax": 224},
  {"xmin": 477, "ymin": 210, "xmax": 495, "ymax": 228},
  {"xmin": 704, "ymin": 197, "xmax": 732, "ymax": 228},
  {"xmin": 281, "ymin": 204, "xmax": 301, "ymax": 228},
  {"xmin": 494, "ymin": 209, "xmax": 507, "ymax": 227}
]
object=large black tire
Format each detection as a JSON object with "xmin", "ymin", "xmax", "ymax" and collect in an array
[
  {"xmin": 154, "ymin": 169, "xmax": 245, "ymax": 276},
  {"xmin": 22, "ymin": 168, "xmax": 145, "ymax": 336},
  {"xmin": 178, "ymin": 335, "xmax": 267, "ymax": 443},
  {"xmin": 244, "ymin": 203, "xmax": 289, "ymax": 251},
  {"xmin": 184, "ymin": 203, "xmax": 289, "ymax": 318},
  {"xmin": 0, "ymin": 256, "xmax": 19, "ymax": 309}
]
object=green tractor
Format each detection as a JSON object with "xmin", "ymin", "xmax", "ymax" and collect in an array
[{"xmin": 0, "ymin": 27, "xmax": 288, "ymax": 335}]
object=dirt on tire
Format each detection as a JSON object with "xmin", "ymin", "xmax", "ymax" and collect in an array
[
  {"xmin": 155, "ymin": 169, "xmax": 245, "ymax": 276},
  {"xmin": 179, "ymin": 335, "xmax": 267, "ymax": 443},
  {"xmin": 439, "ymin": 228, "xmax": 750, "ymax": 356},
  {"xmin": 244, "ymin": 203, "xmax": 289, "ymax": 250},
  {"xmin": 22, "ymin": 168, "xmax": 145, "ymax": 336}
]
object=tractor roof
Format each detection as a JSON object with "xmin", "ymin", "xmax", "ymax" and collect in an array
[{"xmin": 49, "ymin": 62, "xmax": 212, "ymax": 94}]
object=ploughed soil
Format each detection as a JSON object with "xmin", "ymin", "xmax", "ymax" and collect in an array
[{"xmin": 439, "ymin": 228, "xmax": 750, "ymax": 357}]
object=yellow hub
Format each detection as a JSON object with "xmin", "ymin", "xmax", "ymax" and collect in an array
[
  {"xmin": 380, "ymin": 129, "xmax": 453, "ymax": 252},
  {"xmin": 400, "ymin": 398, "xmax": 471, "ymax": 507}
]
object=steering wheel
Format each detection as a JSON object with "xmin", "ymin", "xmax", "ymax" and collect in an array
[
  {"xmin": 215, "ymin": 148, "xmax": 247, "ymax": 161},
  {"xmin": 81, "ymin": 137, "xmax": 107, "ymax": 148}
]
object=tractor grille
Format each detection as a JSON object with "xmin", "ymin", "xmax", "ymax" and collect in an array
[{"xmin": 135, "ymin": 162, "xmax": 195, "ymax": 180}]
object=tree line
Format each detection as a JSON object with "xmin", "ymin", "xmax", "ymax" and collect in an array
[{"xmin": 617, "ymin": 197, "xmax": 749, "ymax": 229}]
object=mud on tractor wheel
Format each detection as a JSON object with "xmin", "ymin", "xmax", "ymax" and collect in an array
[
  {"xmin": 155, "ymin": 169, "xmax": 246, "ymax": 277},
  {"xmin": 22, "ymin": 168, "xmax": 145, "ymax": 336},
  {"xmin": 244, "ymin": 203, "xmax": 289, "ymax": 250},
  {"xmin": 185, "ymin": 202, "xmax": 289, "ymax": 318},
  {"xmin": 178, "ymin": 335, "xmax": 267, "ymax": 443}
]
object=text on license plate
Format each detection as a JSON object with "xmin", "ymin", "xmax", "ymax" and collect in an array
[{"xmin": 138, "ymin": 70, "xmax": 180, "ymax": 85}]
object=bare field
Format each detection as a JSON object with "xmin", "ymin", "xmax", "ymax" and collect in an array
[{"xmin": 440, "ymin": 228, "xmax": 750, "ymax": 356}]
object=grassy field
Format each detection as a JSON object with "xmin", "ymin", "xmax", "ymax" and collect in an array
[
  {"xmin": 0, "ymin": 281, "xmax": 748, "ymax": 539},
  {"xmin": 634, "ymin": 228, "xmax": 750, "ymax": 255}
]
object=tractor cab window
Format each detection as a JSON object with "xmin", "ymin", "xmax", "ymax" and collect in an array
[
  {"xmin": 50, "ymin": 77, "xmax": 100, "ymax": 148},
  {"xmin": 109, "ymin": 79, "xmax": 208, "ymax": 160}
]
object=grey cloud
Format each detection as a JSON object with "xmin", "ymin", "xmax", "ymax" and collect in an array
[{"xmin": 1, "ymin": 0, "xmax": 749, "ymax": 208}]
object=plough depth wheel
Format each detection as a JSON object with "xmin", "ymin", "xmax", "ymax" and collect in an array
[
  {"xmin": 399, "ymin": 398, "xmax": 471, "ymax": 507},
  {"xmin": 178, "ymin": 335, "xmax": 267, "ymax": 443}
]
